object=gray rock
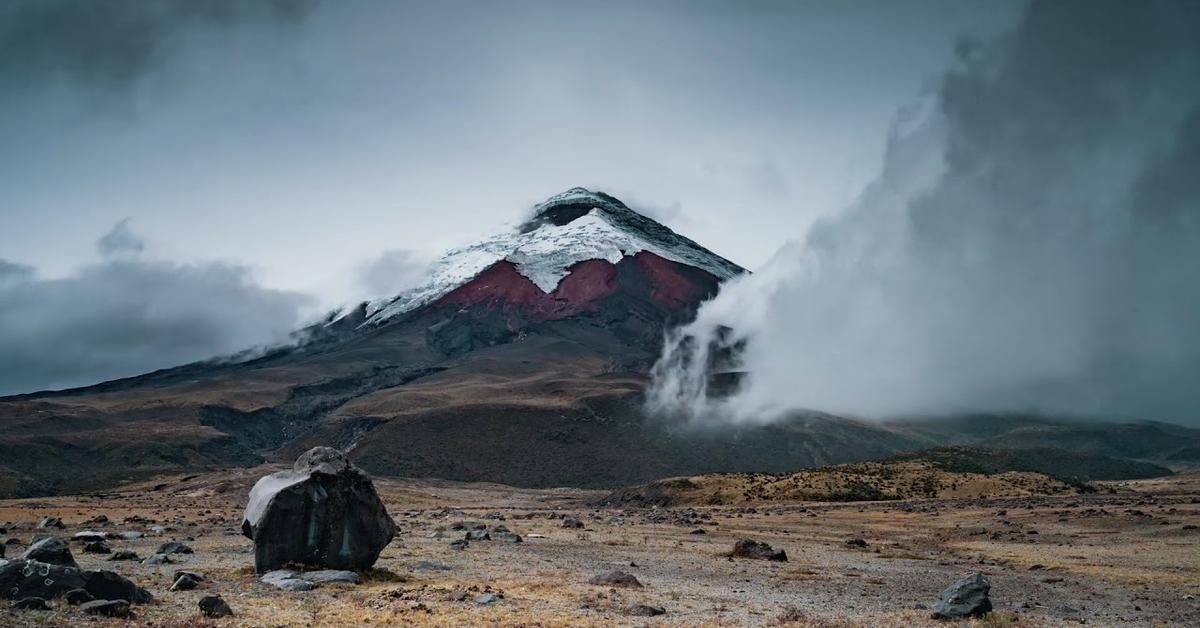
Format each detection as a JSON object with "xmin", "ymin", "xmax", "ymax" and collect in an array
[
  {"xmin": 241, "ymin": 447, "xmax": 396, "ymax": 573},
  {"xmin": 588, "ymin": 570, "xmax": 642, "ymax": 587},
  {"xmin": 12, "ymin": 597, "xmax": 50, "ymax": 610},
  {"xmin": 199, "ymin": 594, "xmax": 234, "ymax": 618},
  {"xmin": 466, "ymin": 529, "xmax": 491, "ymax": 541},
  {"xmin": 108, "ymin": 551, "xmax": 139, "ymax": 562},
  {"xmin": 628, "ymin": 604, "xmax": 666, "ymax": 616},
  {"xmin": 473, "ymin": 593, "xmax": 500, "ymax": 604},
  {"xmin": 83, "ymin": 570, "xmax": 153, "ymax": 604},
  {"xmin": 449, "ymin": 539, "xmax": 469, "ymax": 550},
  {"xmin": 561, "ymin": 516, "xmax": 584, "ymax": 529},
  {"xmin": 0, "ymin": 559, "xmax": 87, "ymax": 600},
  {"xmin": 73, "ymin": 531, "xmax": 108, "ymax": 543},
  {"xmin": 304, "ymin": 570, "xmax": 361, "ymax": 585},
  {"xmin": 141, "ymin": 553, "xmax": 171, "ymax": 565},
  {"xmin": 170, "ymin": 574, "xmax": 201, "ymax": 591},
  {"xmin": 731, "ymin": 539, "xmax": 787, "ymax": 562},
  {"xmin": 36, "ymin": 517, "xmax": 64, "ymax": 530},
  {"xmin": 494, "ymin": 531, "xmax": 523, "ymax": 543},
  {"xmin": 64, "ymin": 588, "xmax": 94, "ymax": 605},
  {"xmin": 80, "ymin": 598, "xmax": 130, "ymax": 617},
  {"xmin": 83, "ymin": 541, "xmax": 112, "ymax": 554},
  {"xmin": 156, "ymin": 541, "xmax": 193, "ymax": 555},
  {"xmin": 116, "ymin": 531, "xmax": 145, "ymax": 540},
  {"xmin": 931, "ymin": 573, "xmax": 993, "ymax": 619},
  {"xmin": 20, "ymin": 537, "xmax": 79, "ymax": 569},
  {"xmin": 413, "ymin": 561, "xmax": 453, "ymax": 571},
  {"xmin": 260, "ymin": 569, "xmax": 316, "ymax": 591},
  {"xmin": 174, "ymin": 570, "xmax": 205, "ymax": 583}
]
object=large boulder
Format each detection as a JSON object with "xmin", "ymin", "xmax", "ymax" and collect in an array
[
  {"xmin": 21, "ymin": 537, "xmax": 79, "ymax": 569},
  {"xmin": 241, "ymin": 447, "xmax": 397, "ymax": 573},
  {"xmin": 931, "ymin": 573, "xmax": 993, "ymax": 619},
  {"xmin": 0, "ymin": 559, "xmax": 87, "ymax": 600}
]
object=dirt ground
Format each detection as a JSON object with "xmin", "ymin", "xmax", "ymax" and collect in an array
[{"xmin": 1, "ymin": 467, "xmax": 1197, "ymax": 627}]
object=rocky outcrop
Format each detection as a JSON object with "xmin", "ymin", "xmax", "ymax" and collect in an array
[
  {"xmin": 931, "ymin": 573, "xmax": 993, "ymax": 619},
  {"xmin": 241, "ymin": 447, "xmax": 397, "ymax": 573},
  {"xmin": 20, "ymin": 537, "xmax": 79, "ymax": 569}
]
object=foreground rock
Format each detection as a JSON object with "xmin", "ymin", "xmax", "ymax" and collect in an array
[
  {"xmin": 588, "ymin": 570, "xmax": 642, "ymax": 587},
  {"xmin": 242, "ymin": 447, "xmax": 397, "ymax": 572},
  {"xmin": 199, "ymin": 594, "xmax": 234, "ymax": 618},
  {"xmin": 931, "ymin": 573, "xmax": 993, "ymax": 619},
  {"xmin": 80, "ymin": 598, "xmax": 131, "ymax": 618},
  {"xmin": 731, "ymin": 539, "xmax": 788, "ymax": 562},
  {"xmin": 0, "ymin": 558, "xmax": 151, "ymax": 604},
  {"xmin": 260, "ymin": 568, "xmax": 361, "ymax": 590},
  {"xmin": 21, "ymin": 536, "xmax": 79, "ymax": 568}
]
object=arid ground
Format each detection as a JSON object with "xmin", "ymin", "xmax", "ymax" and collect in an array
[{"xmin": 2, "ymin": 467, "xmax": 1198, "ymax": 627}]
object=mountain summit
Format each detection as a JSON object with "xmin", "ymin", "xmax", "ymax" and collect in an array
[{"xmin": 352, "ymin": 188, "xmax": 743, "ymax": 328}]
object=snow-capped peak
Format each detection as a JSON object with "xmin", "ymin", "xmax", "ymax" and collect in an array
[{"xmin": 354, "ymin": 188, "xmax": 743, "ymax": 327}]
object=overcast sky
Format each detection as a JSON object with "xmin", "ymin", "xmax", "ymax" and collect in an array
[{"xmin": 0, "ymin": 1, "xmax": 1031, "ymax": 394}]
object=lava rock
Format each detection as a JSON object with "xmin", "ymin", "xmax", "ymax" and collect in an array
[
  {"xmin": 241, "ymin": 447, "xmax": 397, "ymax": 573},
  {"xmin": 141, "ymin": 553, "xmax": 171, "ymax": 565},
  {"xmin": 37, "ymin": 517, "xmax": 64, "ymax": 530},
  {"xmin": 493, "ymin": 531, "xmax": 523, "ymax": 543},
  {"xmin": 83, "ymin": 570, "xmax": 153, "ymax": 604},
  {"xmin": 0, "ymin": 559, "xmax": 87, "ymax": 600},
  {"xmin": 466, "ymin": 529, "xmax": 491, "ymax": 541},
  {"xmin": 80, "ymin": 598, "xmax": 131, "ymax": 618},
  {"xmin": 588, "ymin": 570, "xmax": 642, "ymax": 587},
  {"xmin": 170, "ymin": 574, "xmax": 202, "ymax": 591},
  {"xmin": 20, "ymin": 537, "xmax": 79, "ymax": 569},
  {"xmin": 562, "ymin": 516, "xmax": 584, "ymax": 529},
  {"xmin": 731, "ymin": 539, "xmax": 788, "ymax": 562},
  {"xmin": 845, "ymin": 538, "xmax": 869, "ymax": 548},
  {"xmin": 628, "ymin": 604, "xmax": 666, "ymax": 616},
  {"xmin": 260, "ymin": 569, "xmax": 316, "ymax": 591},
  {"xmin": 12, "ymin": 597, "xmax": 50, "ymax": 610},
  {"xmin": 64, "ymin": 588, "xmax": 94, "ymax": 605},
  {"xmin": 174, "ymin": 570, "xmax": 205, "ymax": 583},
  {"xmin": 156, "ymin": 541, "xmax": 193, "ymax": 555},
  {"xmin": 83, "ymin": 541, "xmax": 112, "ymax": 554},
  {"xmin": 109, "ymin": 551, "xmax": 140, "ymax": 562},
  {"xmin": 931, "ymin": 573, "xmax": 993, "ymax": 619},
  {"xmin": 199, "ymin": 595, "xmax": 234, "ymax": 618}
]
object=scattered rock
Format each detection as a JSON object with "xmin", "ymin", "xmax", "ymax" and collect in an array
[
  {"xmin": 109, "ymin": 551, "xmax": 139, "ymax": 562},
  {"xmin": 141, "ymin": 553, "xmax": 172, "ymax": 565},
  {"xmin": 83, "ymin": 541, "xmax": 112, "ymax": 554},
  {"xmin": 449, "ymin": 539, "xmax": 469, "ymax": 550},
  {"xmin": 116, "ymin": 531, "xmax": 145, "ymax": 540},
  {"xmin": 64, "ymin": 588, "xmax": 94, "ymax": 605},
  {"xmin": 689, "ymin": 528, "xmax": 706, "ymax": 535},
  {"xmin": 473, "ymin": 593, "xmax": 500, "ymax": 604},
  {"xmin": 170, "ymin": 574, "xmax": 202, "ymax": 591},
  {"xmin": 12, "ymin": 597, "xmax": 50, "ymax": 610},
  {"xmin": 304, "ymin": 570, "xmax": 361, "ymax": 585},
  {"xmin": 448, "ymin": 590, "xmax": 469, "ymax": 602},
  {"xmin": 73, "ymin": 531, "xmax": 108, "ymax": 543},
  {"xmin": 20, "ymin": 537, "xmax": 80, "ymax": 569},
  {"xmin": 83, "ymin": 515, "xmax": 109, "ymax": 526},
  {"xmin": 199, "ymin": 595, "xmax": 234, "ymax": 618},
  {"xmin": 174, "ymin": 570, "xmax": 205, "ymax": 583},
  {"xmin": 83, "ymin": 570, "xmax": 153, "ymax": 604},
  {"xmin": 241, "ymin": 447, "xmax": 397, "ymax": 573},
  {"xmin": 156, "ymin": 541, "xmax": 193, "ymax": 555},
  {"xmin": 562, "ymin": 516, "xmax": 584, "ymax": 529},
  {"xmin": 80, "ymin": 599, "xmax": 131, "ymax": 618},
  {"xmin": 0, "ymin": 559, "xmax": 87, "ymax": 599},
  {"xmin": 931, "ymin": 573, "xmax": 992, "ymax": 619},
  {"xmin": 466, "ymin": 529, "xmax": 491, "ymax": 541},
  {"xmin": 628, "ymin": 604, "xmax": 666, "ymax": 617},
  {"xmin": 845, "ymin": 538, "xmax": 869, "ymax": 548},
  {"xmin": 37, "ymin": 517, "xmax": 64, "ymax": 530},
  {"xmin": 260, "ymin": 570, "xmax": 316, "ymax": 591},
  {"xmin": 588, "ymin": 570, "xmax": 642, "ymax": 587},
  {"xmin": 731, "ymin": 539, "xmax": 788, "ymax": 562}
]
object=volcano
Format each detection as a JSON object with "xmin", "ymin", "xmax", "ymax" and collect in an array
[{"xmin": 0, "ymin": 189, "xmax": 1191, "ymax": 498}]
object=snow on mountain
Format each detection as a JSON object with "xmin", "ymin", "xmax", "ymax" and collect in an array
[{"xmin": 353, "ymin": 188, "xmax": 743, "ymax": 327}]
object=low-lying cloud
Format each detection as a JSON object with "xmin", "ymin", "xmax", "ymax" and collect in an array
[
  {"xmin": 0, "ymin": 222, "xmax": 312, "ymax": 395},
  {"xmin": 650, "ymin": 0, "xmax": 1200, "ymax": 426}
]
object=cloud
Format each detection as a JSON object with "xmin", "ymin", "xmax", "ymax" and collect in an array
[
  {"xmin": 650, "ymin": 0, "xmax": 1200, "ymax": 426},
  {"xmin": 0, "ymin": 0, "xmax": 316, "ymax": 92},
  {"xmin": 354, "ymin": 249, "xmax": 429, "ymax": 302},
  {"xmin": 0, "ymin": 222, "xmax": 313, "ymax": 395},
  {"xmin": 96, "ymin": 218, "xmax": 146, "ymax": 256}
]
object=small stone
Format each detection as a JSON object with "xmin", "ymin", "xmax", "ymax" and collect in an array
[
  {"xmin": 12, "ymin": 597, "xmax": 50, "ymax": 611},
  {"xmin": 141, "ymin": 553, "xmax": 172, "ymax": 565},
  {"xmin": 64, "ymin": 588, "xmax": 94, "ymax": 605},
  {"xmin": 304, "ymin": 570, "xmax": 361, "ymax": 585},
  {"xmin": 473, "ymin": 593, "xmax": 500, "ymax": 604},
  {"xmin": 731, "ymin": 539, "xmax": 787, "ymax": 562},
  {"xmin": 588, "ymin": 570, "xmax": 642, "ymax": 587},
  {"xmin": 449, "ymin": 590, "xmax": 469, "ymax": 601},
  {"xmin": 931, "ymin": 573, "xmax": 992, "ymax": 619},
  {"xmin": 37, "ymin": 517, "xmax": 64, "ymax": 529},
  {"xmin": 628, "ymin": 604, "xmax": 666, "ymax": 616},
  {"xmin": 562, "ymin": 516, "xmax": 584, "ymax": 529},
  {"xmin": 199, "ymin": 595, "xmax": 234, "ymax": 618},
  {"xmin": 170, "ymin": 574, "xmax": 202, "ymax": 591},
  {"xmin": 449, "ymin": 539, "xmax": 469, "ymax": 550},
  {"xmin": 80, "ymin": 599, "xmax": 131, "ymax": 618},
  {"xmin": 845, "ymin": 538, "xmax": 869, "ymax": 548},
  {"xmin": 83, "ymin": 540, "xmax": 112, "ymax": 554},
  {"xmin": 156, "ymin": 541, "xmax": 193, "ymax": 555}
]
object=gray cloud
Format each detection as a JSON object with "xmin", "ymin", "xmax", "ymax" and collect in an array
[
  {"xmin": 0, "ymin": 0, "xmax": 316, "ymax": 92},
  {"xmin": 354, "ymin": 249, "xmax": 429, "ymax": 302},
  {"xmin": 96, "ymin": 218, "xmax": 145, "ymax": 256},
  {"xmin": 0, "ymin": 223, "xmax": 313, "ymax": 395},
  {"xmin": 651, "ymin": 0, "xmax": 1200, "ymax": 426}
]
